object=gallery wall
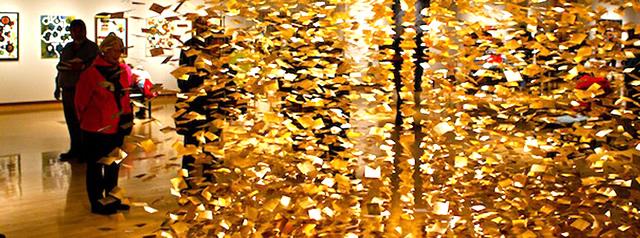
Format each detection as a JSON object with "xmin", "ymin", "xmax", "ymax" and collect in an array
[
  {"xmin": 0, "ymin": 0, "xmax": 205, "ymax": 104},
  {"xmin": 0, "ymin": 0, "xmax": 635, "ymax": 104}
]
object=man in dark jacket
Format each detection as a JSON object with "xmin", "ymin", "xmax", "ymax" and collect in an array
[{"xmin": 54, "ymin": 19, "xmax": 99, "ymax": 161}]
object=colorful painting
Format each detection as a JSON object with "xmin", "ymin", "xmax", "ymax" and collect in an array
[
  {"xmin": 40, "ymin": 15, "xmax": 74, "ymax": 59},
  {"xmin": 0, "ymin": 12, "xmax": 19, "ymax": 60},
  {"xmin": 95, "ymin": 16, "xmax": 127, "ymax": 55},
  {"xmin": 145, "ymin": 17, "xmax": 191, "ymax": 56}
]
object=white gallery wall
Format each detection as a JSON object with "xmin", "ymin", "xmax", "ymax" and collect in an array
[
  {"xmin": 0, "ymin": 1, "xmax": 636, "ymax": 104},
  {"xmin": 0, "ymin": 0, "xmax": 194, "ymax": 103}
]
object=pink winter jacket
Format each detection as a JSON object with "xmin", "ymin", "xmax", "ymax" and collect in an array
[{"xmin": 75, "ymin": 56, "xmax": 133, "ymax": 134}]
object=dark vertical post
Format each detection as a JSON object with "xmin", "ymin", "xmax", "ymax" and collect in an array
[
  {"xmin": 392, "ymin": 0, "xmax": 405, "ymax": 123},
  {"xmin": 412, "ymin": 0, "xmax": 429, "ymax": 209},
  {"xmin": 388, "ymin": 0, "xmax": 406, "ymax": 225},
  {"xmin": 411, "ymin": 0, "xmax": 430, "ymax": 236}
]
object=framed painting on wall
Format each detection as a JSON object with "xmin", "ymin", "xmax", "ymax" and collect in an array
[
  {"xmin": 40, "ymin": 15, "xmax": 75, "ymax": 59},
  {"xmin": 600, "ymin": 19, "xmax": 622, "ymax": 44},
  {"xmin": 0, "ymin": 12, "xmax": 19, "ymax": 60},
  {"xmin": 95, "ymin": 16, "xmax": 128, "ymax": 56},
  {"xmin": 599, "ymin": 19, "xmax": 623, "ymax": 66},
  {"xmin": 145, "ymin": 17, "xmax": 192, "ymax": 56}
]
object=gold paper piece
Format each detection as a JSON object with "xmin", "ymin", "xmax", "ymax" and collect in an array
[{"xmin": 570, "ymin": 219, "xmax": 590, "ymax": 231}]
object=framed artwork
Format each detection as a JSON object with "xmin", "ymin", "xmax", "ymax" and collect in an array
[
  {"xmin": 145, "ymin": 17, "xmax": 192, "ymax": 56},
  {"xmin": 40, "ymin": 15, "xmax": 75, "ymax": 59},
  {"xmin": 599, "ymin": 19, "xmax": 623, "ymax": 66},
  {"xmin": 95, "ymin": 16, "xmax": 128, "ymax": 56},
  {"xmin": 0, "ymin": 12, "xmax": 19, "ymax": 60},
  {"xmin": 600, "ymin": 19, "xmax": 622, "ymax": 41}
]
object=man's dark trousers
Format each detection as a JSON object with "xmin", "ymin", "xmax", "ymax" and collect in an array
[{"xmin": 62, "ymin": 88, "xmax": 81, "ymax": 155}]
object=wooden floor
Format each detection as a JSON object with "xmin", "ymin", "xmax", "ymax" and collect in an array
[{"xmin": 0, "ymin": 97, "xmax": 179, "ymax": 237}]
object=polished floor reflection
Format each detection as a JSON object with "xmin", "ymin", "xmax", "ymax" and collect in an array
[{"xmin": 0, "ymin": 97, "xmax": 179, "ymax": 237}]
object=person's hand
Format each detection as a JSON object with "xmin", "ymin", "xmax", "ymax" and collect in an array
[{"xmin": 54, "ymin": 88, "xmax": 61, "ymax": 101}]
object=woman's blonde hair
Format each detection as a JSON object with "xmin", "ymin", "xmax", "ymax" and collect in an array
[{"xmin": 99, "ymin": 33, "xmax": 124, "ymax": 52}]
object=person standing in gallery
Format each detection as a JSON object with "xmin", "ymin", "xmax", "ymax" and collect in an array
[
  {"xmin": 75, "ymin": 34, "xmax": 133, "ymax": 215},
  {"xmin": 175, "ymin": 17, "xmax": 237, "ymax": 182},
  {"xmin": 176, "ymin": 17, "xmax": 210, "ymax": 174},
  {"xmin": 54, "ymin": 19, "xmax": 99, "ymax": 161}
]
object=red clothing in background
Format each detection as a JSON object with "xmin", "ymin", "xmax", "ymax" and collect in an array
[
  {"xmin": 75, "ymin": 56, "xmax": 132, "ymax": 134},
  {"xmin": 576, "ymin": 75, "xmax": 611, "ymax": 93},
  {"xmin": 573, "ymin": 75, "xmax": 612, "ymax": 111},
  {"xmin": 487, "ymin": 54, "xmax": 504, "ymax": 64}
]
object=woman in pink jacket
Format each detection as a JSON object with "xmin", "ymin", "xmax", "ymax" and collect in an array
[{"xmin": 75, "ymin": 34, "xmax": 133, "ymax": 215}]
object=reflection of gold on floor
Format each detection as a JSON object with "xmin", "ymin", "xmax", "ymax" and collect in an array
[
  {"xmin": 0, "ymin": 96, "xmax": 179, "ymax": 237},
  {"xmin": 2, "ymin": 86, "xmax": 638, "ymax": 236}
]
